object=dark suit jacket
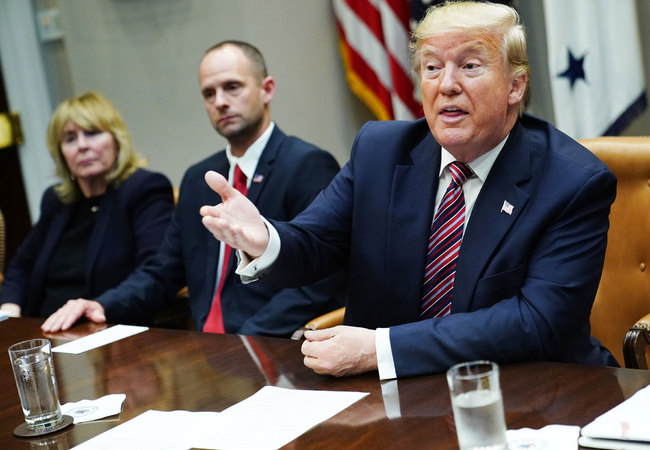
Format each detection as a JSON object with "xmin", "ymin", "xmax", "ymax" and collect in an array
[
  {"xmin": 0, "ymin": 169, "xmax": 174, "ymax": 316},
  {"xmin": 269, "ymin": 114, "xmax": 619, "ymax": 377},
  {"xmin": 98, "ymin": 126, "xmax": 344, "ymax": 336}
]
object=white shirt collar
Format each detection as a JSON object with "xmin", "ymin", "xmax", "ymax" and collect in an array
[
  {"xmin": 225, "ymin": 122, "xmax": 275, "ymax": 184},
  {"xmin": 439, "ymin": 133, "xmax": 509, "ymax": 182}
]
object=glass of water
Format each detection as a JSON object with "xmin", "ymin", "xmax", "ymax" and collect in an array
[
  {"xmin": 8, "ymin": 339, "xmax": 64, "ymax": 432},
  {"xmin": 447, "ymin": 360, "xmax": 507, "ymax": 450}
]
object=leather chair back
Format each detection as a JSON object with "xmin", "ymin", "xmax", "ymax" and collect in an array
[{"xmin": 580, "ymin": 137, "xmax": 650, "ymax": 366}]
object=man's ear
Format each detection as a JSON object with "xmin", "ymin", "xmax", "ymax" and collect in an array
[
  {"xmin": 508, "ymin": 72, "xmax": 527, "ymax": 106},
  {"xmin": 261, "ymin": 76, "xmax": 275, "ymax": 105}
]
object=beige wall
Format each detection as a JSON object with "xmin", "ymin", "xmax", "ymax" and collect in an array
[{"xmin": 55, "ymin": 0, "xmax": 373, "ymax": 187}]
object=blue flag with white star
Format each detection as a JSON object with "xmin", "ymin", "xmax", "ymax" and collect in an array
[{"xmin": 543, "ymin": 0, "xmax": 647, "ymax": 139}]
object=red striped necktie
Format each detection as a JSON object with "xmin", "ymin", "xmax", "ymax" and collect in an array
[
  {"xmin": 420, "ymin": 161, "xmax": 474, "ymax": 319},
  {"xmin": 203, "ymin": 164, "xmax": 248, "ymax": 333}
]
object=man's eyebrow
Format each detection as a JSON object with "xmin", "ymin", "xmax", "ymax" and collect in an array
[
  {"xmin": 463, "ymin": 42, "xmax": 490, "ymax": 55},
  {"xmin": 420, "ymin": 40, "xmax": 490, "ymax": 60},
  {"xmin": 420, "ymin": 45, "xmax": 440, "ymax": 59},
  {"xmin": 453, "ymin": 40, "xmax": 490, "ymax": 58}
]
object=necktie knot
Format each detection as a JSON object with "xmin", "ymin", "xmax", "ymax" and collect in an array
[{"xmin": 448, "ymin": 161, "xmax": 473, "ymax": 187}]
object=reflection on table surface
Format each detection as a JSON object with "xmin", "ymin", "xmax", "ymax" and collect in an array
[{"xmin": 1, "ymin": 317, "xmax": 649, "ymax": 449}]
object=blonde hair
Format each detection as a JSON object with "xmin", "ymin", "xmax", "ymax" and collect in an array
[
  {"xmin": 411, "ymin": 1, "xmax": 530, "ymax": 114},
  {"xmin": 46, "ymin": 91, "xmax": 146, "ymax": 203}
]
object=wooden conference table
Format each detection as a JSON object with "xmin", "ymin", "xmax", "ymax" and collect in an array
[{"xmin": 1, "ymin": 317, "xmax": 649, "ymax": 449}]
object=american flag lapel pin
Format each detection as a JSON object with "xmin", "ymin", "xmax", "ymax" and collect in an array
[
  {"xmin": 252, "ymin": 173, "xmax": 264, "ymax": 183},
  {"xmin": 500, "ymin": 200, "xmax": 514, "ymax": 215}
]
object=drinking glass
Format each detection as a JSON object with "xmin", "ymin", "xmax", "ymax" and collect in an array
[
  {"xmin": 8, "ymin": 339, "xmax": 64, "ymax": 433},
  {"xmin": 447, "ymin": 360, "xmax": 507, "ymax": 450}
]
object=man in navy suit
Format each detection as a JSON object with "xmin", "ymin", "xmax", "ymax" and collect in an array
[
  {"xmin": 42, "ymin": 40, "xmax": 343, "ymax": 336},
  {"xmin": 201, "ymin": 2, "xmax": 619, "ymax": 378}
]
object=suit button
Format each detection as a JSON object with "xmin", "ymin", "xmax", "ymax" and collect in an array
[{"xmin": 641, "ymin": 262, "xmax": 646, "ymax": 272}]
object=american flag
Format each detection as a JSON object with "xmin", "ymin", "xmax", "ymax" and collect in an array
[
  {"xmin": 332, "ymin": 0, "xmax": 427, "ymax": 121},
  {"xmin": 500, "ymin": 200, "xmax": 514, "ymax": 215},
  {"xmin": 333, "ymin": 0, "xmax": 514, "ymax": 121}
]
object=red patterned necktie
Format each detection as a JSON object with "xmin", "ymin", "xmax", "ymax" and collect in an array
[
  {"xmin": 203, "ymin": 164, "xmax": 248, "ymax": 333},
  {"xmin": 420, "ymin": 161, "xmax": 473, "ymax": 319}
]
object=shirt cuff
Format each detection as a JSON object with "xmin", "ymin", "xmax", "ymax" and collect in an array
[
  {"xmin": 235, "ymin": 217, "xmax": 280, "ymax": 278},
  {"xmin": 376, "ymin": 327, "xmax": 397, "ymax": 380}
]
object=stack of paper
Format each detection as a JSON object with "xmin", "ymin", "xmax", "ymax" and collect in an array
[{"xmin": 579, "ymin": 384, "xmax": 650, "ymax": 449}]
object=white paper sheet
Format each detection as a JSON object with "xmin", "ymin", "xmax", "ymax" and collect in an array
[
  {"xmin": 193, "ymin": 386, "xmax": 369, "ymax": 449},
  {"xmin": 579, "ymin": 383, "xmax": 650, "ymax": 448},
  {"xmin": 52, "ymin": 324, "xmax": 148, "ymax": 354},
  {"xmin": 578, "ymin": 435, "xmax": 650, "ymax": 450},
  {"xmin": 71, "ymin": 386, "xmax": 368, "ymax": 450},
  {"xmin": 72, "ymin": 410, "xmax": 220, "ymax": 450}
]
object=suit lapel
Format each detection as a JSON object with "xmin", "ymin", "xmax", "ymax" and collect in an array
[
  {"xmin": 246, "ymin": 127, "xmax": 283, "ymax": 205},
  {"xmin": 452, "ymin": 122, "xmax": 532, "ymax": 313},
  {"xmin": 386, "ymin": 133, "xmax": 440, "ymax": 318}
]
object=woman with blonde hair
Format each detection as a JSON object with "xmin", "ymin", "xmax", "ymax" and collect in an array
[{"xmin": 0, "ymin": 91, "xmax": 173, "ymax": 321}]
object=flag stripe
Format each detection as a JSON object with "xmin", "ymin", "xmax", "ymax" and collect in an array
[
  {"xmin": 337, "ymin": 31, "xmax": 394, "ymax": 120},
  {"xmin": 388, "ymin": 53, "xmax": 420, "ymax": 119},
  {"xmin": 345, "ymin": 0, "xmax": 384, "ymax": 46},
  {"xmin": 335, "ymin": 0, "xmax": 392, "ymax": 88},
  {"xmin": 377, "ymin": 1, "xmax": 412, "ymax": 74},
  {"xmin": 334, "ymin": 0, "xmax": 422, "ymax": 120}
]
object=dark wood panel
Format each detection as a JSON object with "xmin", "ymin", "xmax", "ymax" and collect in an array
[
  {"xmin": 1, "ymin": 318, "xmax": 649, "ymax": 449},
  {"xmin": 0, "ymin": 62, "xmax": 33, "ymax": 264}
]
